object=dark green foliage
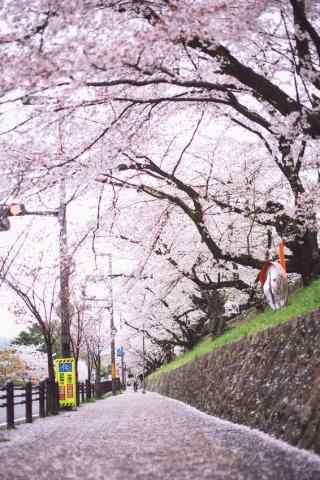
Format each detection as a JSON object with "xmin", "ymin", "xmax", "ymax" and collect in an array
[{"xmin": 12, "ymin": 323, "xmax": 60, "ymax": 355}]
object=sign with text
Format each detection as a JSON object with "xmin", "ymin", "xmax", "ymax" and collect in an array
[{"xmin": 54, "ymin": 357, "xmax": 77, "ymax": 408}]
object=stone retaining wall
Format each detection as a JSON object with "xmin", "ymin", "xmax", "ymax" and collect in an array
[{"xmin": 147, "ymin": 310, "xmax": 320, "ymax": 453}]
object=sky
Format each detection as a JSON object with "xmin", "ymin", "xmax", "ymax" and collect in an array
[{"xmin": 0, "ymin": 302, "xmax": 22, "ymax": 339}]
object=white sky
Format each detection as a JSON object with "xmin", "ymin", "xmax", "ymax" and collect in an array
[{"xmin": 0, "ymin": 303, "xmax": 22, "ymax": 338}]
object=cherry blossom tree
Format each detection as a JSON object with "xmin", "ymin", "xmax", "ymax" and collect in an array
[
  {"xmin": 1, "ymin": 266, "xmax": 60, "ymax": 382},
  {"xmin": 82, "ymin": 306, "xmax": 110, "ymax": 394},
  {"xmin": 1, "ymin": 0, "xmax": 320, "ymax": 367},
  {"xmin": 1, "ymin": 0, "xmax": 319, "ymax": 280},
  {"xmin": 101, "ymin": 129, "xmax": 269, "ymax": 339},
  {"xmin": 0, "ymin": 347, "xmax": 30, "ymax": 383}
]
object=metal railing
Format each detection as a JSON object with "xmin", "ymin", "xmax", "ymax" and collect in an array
[
  {"xmin": 0, "ymin": 380, "xmax": 95, "ymax": 429},
  {"xmin": 77, "ymin": 380, "xmax": 95, "ymax": 404}
]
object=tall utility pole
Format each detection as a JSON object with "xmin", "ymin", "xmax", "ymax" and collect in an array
[
  {"xmin": 107, "ymin": 253, "xmax": 117, "ymax": 395},
  {"xmin": 142, "ymin": 322, "xmax": 146, "ymax": 394},
  {"xmin": 58, "ymin": 177, "xmax": 71, "ymax": 358},
  {"xmin": 121, "ymin": 358, "xmax": 126, "ymax": 390}
]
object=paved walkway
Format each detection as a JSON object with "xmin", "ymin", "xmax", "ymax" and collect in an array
[{"xmin": 1, "ymin": 391, "xmax": 320, "ymax": 479}]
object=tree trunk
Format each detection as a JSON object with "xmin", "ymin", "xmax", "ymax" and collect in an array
[
  {"xmin": 275, "ymin": 208, "xmax": 320, "ymax": 284},
  {"xmin": 46, "ymin": 340, "xmax": 56, "ymax": 383},
  {"xmin": 288, "ymin": 230, "xmax": 320, "ymax": 284},
  {"xmin": 209, "ymin": 316, "xmax": 226, "ymax": 337},
  {"xmin": 87, "ymin": 351, "xmax": 93, "ymax": 383},
  {"xmin": 94, "ymin": 355, "xmax": 101, "ymax": 398}
]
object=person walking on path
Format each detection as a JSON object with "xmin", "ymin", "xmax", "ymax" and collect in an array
[
  {"xmin": 1, "ymin": 391, "xmax": 320, "ymax": 480},
  {"xmin": 133, "ymin": 377, "xmax": 138, "ymax": 392}
]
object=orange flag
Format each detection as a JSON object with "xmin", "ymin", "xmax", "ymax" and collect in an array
[
  {"xmin": 257, "ymin": 261, "xmax": 272, "ymax": 286},
  {"xmin": 278, "ymin": 240, "xmax": 286, "ymax": 272}
]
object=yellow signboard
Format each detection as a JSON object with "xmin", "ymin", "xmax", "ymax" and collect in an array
[{"xmin": 54, "ymin": 357, "xmax": 76, "ymax": 408}]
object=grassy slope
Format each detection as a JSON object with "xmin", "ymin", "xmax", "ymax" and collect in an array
[{"xmin": 150, "ymin": 279, "xmax": 320, "ymax": 378}]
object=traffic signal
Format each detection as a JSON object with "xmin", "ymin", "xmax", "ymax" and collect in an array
[
  {"xmin": 7, "ymin": 203, "xmax": 25, "ymax": 216},
  {"xmin": 0, "ymin": 203, "xmax": 26, "ymax": 231}
]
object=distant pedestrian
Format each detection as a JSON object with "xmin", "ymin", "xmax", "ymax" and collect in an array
[{"xmin": 133, "ymin": 378, "xmax": 138, "ymax": 392}]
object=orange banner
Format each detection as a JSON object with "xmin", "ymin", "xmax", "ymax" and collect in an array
[{"xmin": 278, "ymin": 240, "xmax": 286, "ymax": 271}]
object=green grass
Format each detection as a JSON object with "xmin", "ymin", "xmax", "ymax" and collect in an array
[
  {"xmin": 84, "ymin": 397, "xmax": 96, "ymax": 403},
  {"xmin": 149, "ymin": 279, "xmax": 320, "ymax": 378}
]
